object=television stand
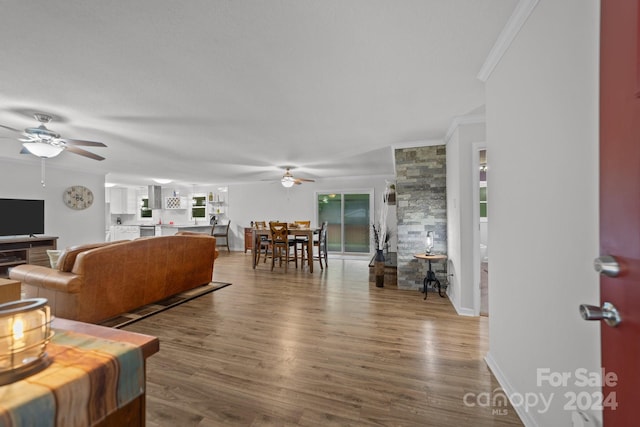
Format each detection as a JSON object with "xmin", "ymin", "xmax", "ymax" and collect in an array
[{"xmin": 0, "ymin": 236, "xmax": 58, "ymax": 278}]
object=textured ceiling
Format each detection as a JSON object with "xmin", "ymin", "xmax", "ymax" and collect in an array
[{"xmin": 0, "ymin": 0, "xmax": 516, "ymax": 187}]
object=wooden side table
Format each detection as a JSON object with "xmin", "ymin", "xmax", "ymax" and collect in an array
[
  {"xmin": 414, "ymin": 254, "xmax": 448, "ymax": 300},
  {"xmin": 244, "ymin": 227, "xmax": 254, "ymax": 253},
  {"xmin": 0, "ymin": 278, "xmax": 21, "ymax": 304}
]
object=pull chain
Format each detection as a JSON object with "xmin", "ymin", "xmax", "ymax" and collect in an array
[{"xmin": 41, "ymin": 158, "xmax": 46, "ymax": 187}]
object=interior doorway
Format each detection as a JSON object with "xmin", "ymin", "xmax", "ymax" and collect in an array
[
  {"xmin": 479, "ymin": 149, "xmax": 488, "ymax": 316},
  {"xmin": 473, "ymin": 144, "xmax": 489, "ymax": 316}
]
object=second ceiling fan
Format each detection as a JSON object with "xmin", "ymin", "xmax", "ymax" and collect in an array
[{"xmin": 280, "ymin": 167, "xmax": 315, "ymax": 187}]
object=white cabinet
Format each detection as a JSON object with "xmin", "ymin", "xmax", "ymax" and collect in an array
[
  {"xmin": 111, "ymin": 225, "xmax": 140, "ymax": 240},
  {"xmin": 109, "ymin": 188, "xmax": 137, "ymax": 214}
]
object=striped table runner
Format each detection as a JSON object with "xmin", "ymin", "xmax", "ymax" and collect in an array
[{"xmin": 0, "ymin": 329, "xmax": 144, "ymax": 427}]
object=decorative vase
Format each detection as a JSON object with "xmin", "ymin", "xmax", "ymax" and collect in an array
[{"xmin": 374, "ymin": 249, "xmax": 385, "ymax": 288}]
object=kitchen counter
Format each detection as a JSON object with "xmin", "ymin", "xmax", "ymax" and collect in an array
[
  {"xmin": 157, "ymin": 224, "xmax": 212, "ymax": 235},
  {"xmin": 160, "ymin": 224, "xmax": 212, "ymax": 228},
  {"xmin": 109, "ymin": 224, "xmax": 212, "ymax": 239}
]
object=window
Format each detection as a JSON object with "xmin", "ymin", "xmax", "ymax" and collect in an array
[
  {"xmin": 140, "ymin": 198, "xmax": 152, "ymax": 218},
  {"xmin": 480, "ymin": 182, "xmax": 487, "ymax": 219},
  {"xmin": 192, "ymin": 195, "xmax": 206, "ymax": 218}
]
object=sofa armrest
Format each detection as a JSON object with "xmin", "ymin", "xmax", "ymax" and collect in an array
[{"xmin": 9, "ymin": 264, "xmax": 83, "ymax": 293}]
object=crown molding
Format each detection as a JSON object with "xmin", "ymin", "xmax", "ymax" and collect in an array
[
  {"xmin": 392, "ymin": 139, "xmax": 444, "ymax": 150},
  {"xmin": 477, "ymin": 0, "xmax": 540, "ymax": 82},
  {"xmin": 444, "ymin": 114, "xmax": 486, "ymax": 143}
]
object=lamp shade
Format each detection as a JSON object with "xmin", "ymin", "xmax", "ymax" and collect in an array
[
  {"xmin": 22, "ymin": 142, "xmax": 64, "ymax": 158},
  {"xmin": 426, "ymin": 231, "xmax": 434, "ymax": 254},
  {"xmin": 0, "ymin": 298, "xmax": 53, "ymax": 385}
]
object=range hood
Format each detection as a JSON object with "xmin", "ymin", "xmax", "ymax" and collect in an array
[{"xmin": 147, "ymin": 185, "xmax": 162, "ymax": 210}]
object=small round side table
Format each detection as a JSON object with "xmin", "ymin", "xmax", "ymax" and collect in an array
[{"xmin": 414, "ymin": 254, "xmax": 448, "ymax": 300}]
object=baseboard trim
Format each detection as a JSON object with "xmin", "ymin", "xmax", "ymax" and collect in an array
[
  {"xmin": 448, "ymin": 292, "xmax": 475, "ymax": 316},
  {"xmin": 485, "ymin": 352, "xmax": 537, "ymax": 427}
]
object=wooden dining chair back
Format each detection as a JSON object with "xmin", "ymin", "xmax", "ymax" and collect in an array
[
  {"xmin": 269, "ymin": 221, "xmax": 297, "ymax": 271},
  {"xmin": 253, "ymin": 221, "xmax": 270, "ymax": 263},
  {"xmin": 293, "ymin": 221, "xmax": 312, "ymax": 263},
  {"xmin": 313, "ymin": 221, "xmax": 329, "ymax": 269},
  {"xmin": 211, "ymin": 220, "xmax": 231, "ymax": 252}
]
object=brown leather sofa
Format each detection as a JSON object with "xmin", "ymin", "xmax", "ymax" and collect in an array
[{"xmin": 9, "ymin": 234, "xmax": 219, "ymax": 324}]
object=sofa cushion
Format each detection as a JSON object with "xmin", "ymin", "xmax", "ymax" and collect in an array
[{"xmin": 57, "ymin": 241, "xmax": 125, "ymax": 272}]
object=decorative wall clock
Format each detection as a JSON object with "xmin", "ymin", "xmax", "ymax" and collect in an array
[{"xmin": 63, "ymin": 185, "xmax": 94, "ymax": 210}]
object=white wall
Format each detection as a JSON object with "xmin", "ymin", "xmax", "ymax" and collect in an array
[
  {"xmin": 0, "ymin": 157, "xmax": 106, "ymax": 249},
  {"xmin": 446, "ymin": 121, "xmax": 486, "ymax": 315},
  {"xmin": 485, "ymin": 0, "xmax": 600, "ymax": 425},
  {"xmin": 228, "ymin": 175, "xmax": 396, "ymax": 252}
]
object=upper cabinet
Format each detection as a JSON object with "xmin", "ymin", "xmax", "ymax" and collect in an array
[{"xmin": 109, "ymin": 188, "xmax": 137, "ymax": 214}]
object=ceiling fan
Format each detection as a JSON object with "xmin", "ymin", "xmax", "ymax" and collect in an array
[
  {"xmin": 0, "ymin": 113, "xmax": 107, "ymax": 160},
  {"xmin": 280, "ymin": 167, "xmax": 315, "ymax": 188}
]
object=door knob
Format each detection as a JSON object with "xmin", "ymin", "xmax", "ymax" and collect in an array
[
  {"xmin": 579, "ymin": 302, "xmax": 621, "ymax": 327},
  {"xmin": 593, "ymin": 255, "xmax": 620, "ymax": 277}
]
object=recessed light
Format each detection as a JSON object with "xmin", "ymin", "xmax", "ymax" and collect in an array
[{"xmin": 153, "ymin": 178, "xmax": 173, "ymax": 184}]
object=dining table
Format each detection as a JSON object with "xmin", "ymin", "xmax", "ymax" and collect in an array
[{"xmin": 252, "ymin": 227, "xmax": 318, "ymax": 273}]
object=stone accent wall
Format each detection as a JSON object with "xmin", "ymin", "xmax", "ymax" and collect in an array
[{"xmin": 395, "ymin": 145, "xmax": 447, "ymax": 290}]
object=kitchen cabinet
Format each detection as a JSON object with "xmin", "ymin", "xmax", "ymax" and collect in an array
[
  {"xmin": 111, "ymin": 225, "xmax": 140, "ymax": 241},
  {"xmin": 110, "ymin": 188, "xmax": 137, "ymax": 214}
]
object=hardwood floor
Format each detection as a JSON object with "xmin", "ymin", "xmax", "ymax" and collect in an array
[{"xmin": 124, "ymin": 252, "xmax": 522, "ymax": 426}]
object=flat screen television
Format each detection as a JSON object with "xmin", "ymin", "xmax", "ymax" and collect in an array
[{"xmin": 0, "ymin": 198, "xmax": 45, "ymax": 237}]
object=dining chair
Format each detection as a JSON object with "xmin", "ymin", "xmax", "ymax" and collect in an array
[
  {"xmin": 269, "ymin": 221, "xmax": 297, "ymax": 271},
  {"xmin": 293, "ymin": 220, "xmax": 311, "ymax": 264},
  {"xmin": 313, "ymin": 221, "xmax": 328, "ymax": 269},
  {"xmin": 211, "ymin": 220, "xmax": 231, "ymax": 252},
  {"xmin": 254, "ymin": 221, "xmax": 270, "ymax": 263}
]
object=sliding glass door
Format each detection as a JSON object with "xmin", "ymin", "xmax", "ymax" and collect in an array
[{"xmin": 317, "ymin": 191, "xmax": 372, "ymax": 254}]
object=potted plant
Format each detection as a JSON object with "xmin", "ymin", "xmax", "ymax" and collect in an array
[{"xmin": 372, "ymin": 202, "xmax": 389, "ymax": 287}]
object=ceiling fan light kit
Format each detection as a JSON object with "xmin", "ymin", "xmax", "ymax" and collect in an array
[
  {"xmin": 21, "ymin": 142, "xmax": 64, "ymax": 158},
  {"xmin": 281, "ymin": 175, "xmax": 295, "ymax": 188},
  {"xmin": 279, "ymin": 167, "xmax": 314, "ymax": 188}
]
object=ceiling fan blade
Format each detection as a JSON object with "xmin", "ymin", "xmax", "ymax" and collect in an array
[
  {"xmin": 0, "ymin": 124, "xmax": 22, "ymax": 133},
  {"xmin": 61, "ymin": 138, "xmax": 107, "ymax": 147},
  {"xmin": 65, "ymin": 145, "xmax": 105, "ymax": 161},
  {"xmin": 296, "ymin": 178, "xmax": 315, "ymax": 182}
]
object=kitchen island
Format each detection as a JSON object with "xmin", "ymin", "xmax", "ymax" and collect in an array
[
  {"xmin": 157, "ymin": 224, "xmax": 213, "ymax": 235},
  {"xmin": 109, "ymin": 224, "xmax": 213, "ymax": 240}
]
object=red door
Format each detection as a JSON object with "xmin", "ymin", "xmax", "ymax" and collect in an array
[{"xmin": 596, "ymin": 0, "xmax": 640, "ymax": 424}]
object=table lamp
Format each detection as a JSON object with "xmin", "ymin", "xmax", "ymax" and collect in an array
[
  {"xmin": 425, "ymin": 231, "xmax": 434, "ymax": 255},
  {"xmin": 0, "ymin": 298, "xmax": 53, "ymax": 385}
]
